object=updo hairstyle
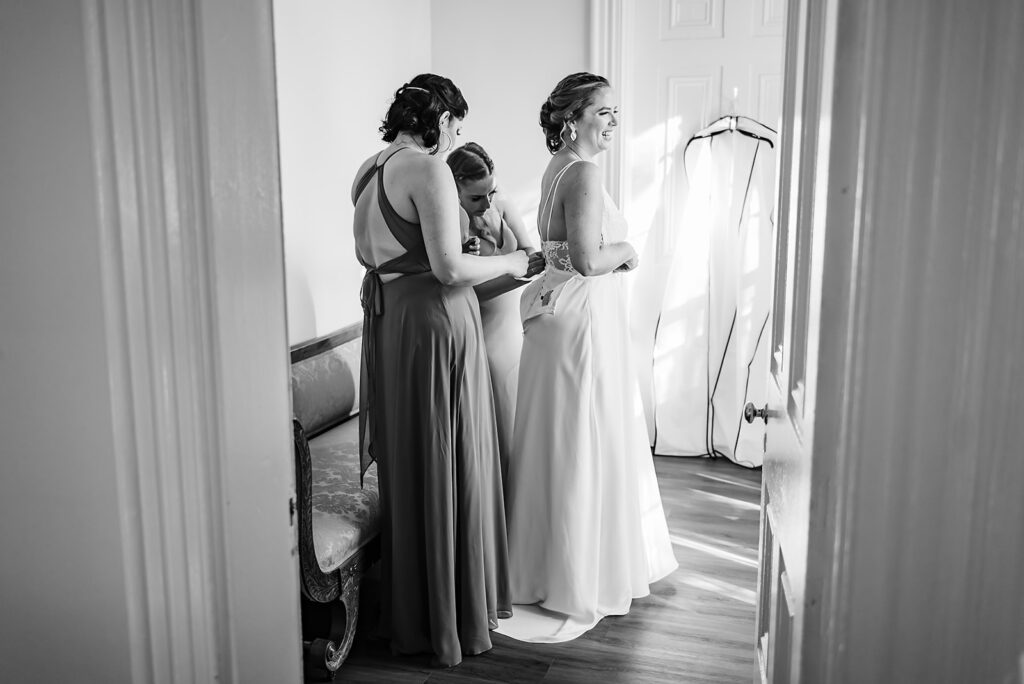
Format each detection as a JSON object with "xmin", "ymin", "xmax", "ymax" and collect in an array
[
  {"xmin": 446, "ymin": 142, "xmax": 494, "ymax": 185},
  {"xmin": 380, "ymin": 73, "xmax": 469, "ymax": 151},
  {"xmin": 539, "ymin": 72, "xmax": 611, "ymax": 154}
]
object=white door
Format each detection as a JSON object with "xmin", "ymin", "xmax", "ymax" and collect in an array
[
  {"xmin": 754, "ymin": 0, "xmax": 835, "ymax": 680},
  {"xmin": 610, "ymin": 0, "xmax": 784, "ymax": 449}
]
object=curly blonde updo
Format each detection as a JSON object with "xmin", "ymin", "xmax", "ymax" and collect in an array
[{"xmin": 539, "ymin": 72, "xmax": 611, "ymax": 154}]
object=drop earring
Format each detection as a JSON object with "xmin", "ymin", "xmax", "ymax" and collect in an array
[
  {"xmin": 435, "ymin": 130, "xmax": 452, "ymax": 155},
  {"xmin": 570, "ymin": 125, "xmax": 577, "ymax": 142}
]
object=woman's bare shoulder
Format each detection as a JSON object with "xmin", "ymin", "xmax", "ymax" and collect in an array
[
  {"xmin": 559, "ymin": 159, "xmax": 602, "ymax": 201},
  {"xmin": 564, "ymin": 158, "xmax": 600, "ymax": 183},
  {"xmin": 408, "ymin": 153, "xmax": 456, "ymax": 192}
]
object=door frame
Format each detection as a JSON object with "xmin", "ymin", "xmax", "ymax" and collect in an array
[
  {"xmin": 589, "ymin": 0, "xmax": 633, "ymax": 209},
  {"xmin": 85, "ymin": 0, "xmax": 302, "ymax": 681}
]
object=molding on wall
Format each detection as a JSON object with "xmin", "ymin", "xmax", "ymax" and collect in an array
[
  {"xmin": 660, "ymin": 0, "xmax": 724, "ymax": 40},
  {"xmin": 589, "ymin": 0, "xmax": 633, "ymax": 208},
  {"xmin": 752, "ymin": 0, "xmax": 786, "ymax": 37},
  {"xmin": 662, "ymin": 69, "xmax": 718, "ymax": 253}
]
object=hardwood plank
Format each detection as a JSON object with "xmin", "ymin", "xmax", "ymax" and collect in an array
[{"xmin": 312, "ymin": 457, "xmax": 761, "ymax": 683}]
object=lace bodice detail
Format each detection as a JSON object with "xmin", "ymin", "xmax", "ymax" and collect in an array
[
  {"xmin": 538, "ymin": 157, "xmax": 628, "ymax": 275},
  {"xmin": 542, "ymin": 241, "xmax": 577, "ymax": 273},
  {"xmin": 540, "ymin": 194, "xmax": 626, "ymax": 274}
]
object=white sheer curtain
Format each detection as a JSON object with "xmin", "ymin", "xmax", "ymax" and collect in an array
[{"xmin": 648, "ymin": 126, "xmax": 776, "ymax": 467}]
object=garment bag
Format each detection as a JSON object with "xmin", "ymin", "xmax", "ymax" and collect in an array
[{"xmin": 652, "ymin": 118, "xmax": 776, "ymax": 467}]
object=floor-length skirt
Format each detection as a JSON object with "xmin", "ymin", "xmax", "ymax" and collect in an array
[
  {"xmin": 498, "ymin": 269, "xmax": 677, "ymax": 643},
  {"xmin": 371, "ymin": 272, "xmax": 511, "ymax": 666},
  {"xmin": 478, "ymin": 287, "xmax": 523, "ymax": 500}
]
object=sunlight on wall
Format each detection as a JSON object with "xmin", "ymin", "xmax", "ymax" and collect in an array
[
  {"xmin": 622, "ymin": 120, "xmax": 671, "ymax": 252},
  {"xmin": 625, "ymin": 116, "xmax": 705, "ymax": 440},
  {"xmin": 274, "ymin": 0, "xmax": 432, "ymax": 344},
  {"xmin": 431, "ymin": 0, "xmax": 589, "ymax": 233}
]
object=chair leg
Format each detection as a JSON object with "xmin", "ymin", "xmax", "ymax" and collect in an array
[
  {"xmin": 301, "ymin": 561, "xmax": 362, "ymax": 681},
  {"xmin": 334, "ymin": 561, "xmax": 361, "ymax": 665}
]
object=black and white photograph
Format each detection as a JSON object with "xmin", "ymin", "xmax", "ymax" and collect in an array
[{"xmin": 2, "ymin": 1, "xmax": 1022, "ymax": 682}]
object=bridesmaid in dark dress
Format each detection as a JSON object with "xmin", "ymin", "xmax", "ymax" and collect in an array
[{"xmin": 350, "ymin": 73, "xmax": 528, "ymax": 667}]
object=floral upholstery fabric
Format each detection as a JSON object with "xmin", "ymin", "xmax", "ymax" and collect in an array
[
  {"xmin": 291, "ymin": 338, "xmax": 361, "ymax": 437},
  {"xmin": 308, "ymin": 419, "xmax": 380, "ymax": 573}
]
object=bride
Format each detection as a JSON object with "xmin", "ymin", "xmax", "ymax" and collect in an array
[{"xmin": 499, "ymin": 72, "xmax": 678, "ymax": 643}]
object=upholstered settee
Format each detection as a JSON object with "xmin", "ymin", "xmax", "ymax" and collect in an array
[{"xmin": 290, "ymin": 324, "xmax": 380, "ymax": 679}]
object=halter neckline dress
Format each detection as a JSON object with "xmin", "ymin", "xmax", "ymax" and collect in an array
[{"xmin": 353, "ymin": 148, "xmax": 511, "ymax": 667}]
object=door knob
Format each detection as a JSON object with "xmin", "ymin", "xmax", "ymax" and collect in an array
[{"xmin": 744, "ymin": 402, "xmax": 768, "ymax": 424}]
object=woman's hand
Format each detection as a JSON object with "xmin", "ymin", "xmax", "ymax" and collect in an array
[
  {"xmin": 505, "ymin": 250, "xmax": 530, "ymax": 278},
  {"xmin": 462, "ymin": 236, "xmax": 481, "ymax": 255},
  {"xmin": 525, "ymin": 250, "xmax": 546, "ymax": 278},
  {"xmin": 613, "ymin": 243, "xmax": 639, "ymax": 272},
  {"xmin": 615, "ymin": 255, "xmax": 639, "ymax": 272}
]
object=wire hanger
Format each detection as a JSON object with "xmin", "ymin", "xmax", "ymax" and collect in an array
[
  {"xmin": 682, "ymin": 113, "xmax": 777, "ymax": 186},
  {"xmin": 687, "ymin": 114, "xmax": 776, "ymax": 152}
]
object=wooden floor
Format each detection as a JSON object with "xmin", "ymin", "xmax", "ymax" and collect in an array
[{"xmin": 316, "ymin": 456, "xmax": 762, "ymax": 684}]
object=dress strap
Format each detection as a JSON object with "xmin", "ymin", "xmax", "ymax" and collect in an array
[
  {"xmin": 353, "ymin": 150, "xmax": 389, "ymax": 203},
  {"xmin": 352, "ymin": 164, "xmax": 377, "ymax": 202},
  {"xmin": 352, "ymin": 146, "xmax": 414, "ymax": 205},
  {"xmin": 539, "ymin": 160, "xmax": 581, "ymax": 241},
  {"xmin": 375, "ymin": 149, "xmax": 427, "ymax": 254}
]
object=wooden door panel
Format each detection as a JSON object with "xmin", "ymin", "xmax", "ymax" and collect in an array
[{"xmin": 757, "ymin": 0, "xmax": 837, "ymax": 680}]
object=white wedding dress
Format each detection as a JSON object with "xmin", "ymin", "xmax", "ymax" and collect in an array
[{"xmin": 497, "ymin": 159, "xmax": 678, "ymax": 643}]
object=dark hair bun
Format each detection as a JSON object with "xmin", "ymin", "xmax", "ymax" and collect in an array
[
  {"xmin": 539, "ymin": 72, "xmax": 610, "ymax": 154},
  {"xmin": 379, "ymin": 73, "xmax": 468, "ymax": 151}
]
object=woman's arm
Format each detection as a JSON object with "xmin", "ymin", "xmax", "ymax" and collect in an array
[
  {"xmin": 474, "ymin": 251, "xmax": 546, "ymax": 302},
  {"xmin": 474, "ymin": 275, "xmax": 524, "ymax": 302},
  {"xmin": 563, "ymin": 163, "xmax": 636, "ymax": 276},
  {"xmin": 414, "ymin": 157, "xmax": 527, "ymax": 285},
  {"xmin": 496, "ymin": 195, "xmax": 540, "ymax": 254},
  {"xmin": 472, "ymin": 195, "xmax": 544, "ymax": 302}
]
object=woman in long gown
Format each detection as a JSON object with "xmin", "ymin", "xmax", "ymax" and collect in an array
[
  {"xmin": 446, "ymin": 142, "xmax": 542, "ymax": 494},
  {"xmin": 351, "ymin": 74, "xmax": 529, "ymax": 667},
  {"xmin": 498, "ymin": 73, "xmax": 678, "ymax": 644}
]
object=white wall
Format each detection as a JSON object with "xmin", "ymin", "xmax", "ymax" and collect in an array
[
  {"xmin": 0, "ymin": 3, "xmax": 133, "ymax": 679},
  {"xmin": 274, "ymin": 0, "xmax": 432, "ymax": 344},
  {"xmin": 431, "ymin": 0, "xmax": 591, "ymax": 226},
  {"xmin": 276, "ymin": 1, "xmax": 589, "ymax": 344}
]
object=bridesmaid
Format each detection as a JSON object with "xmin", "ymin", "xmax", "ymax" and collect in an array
[
  {"xmin": 350, "ymin": 74, "xmax": 528, "ymax": 667},
  {"xmin": 447, "ymin": 142, "xmax": 543, "ymax": 493}
]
